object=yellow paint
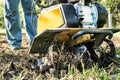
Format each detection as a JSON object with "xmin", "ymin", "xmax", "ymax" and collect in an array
[
  {"xmin": 54, "ymin": 29, "xmax": 91, "ymax": 46},
  {"xmin": 37, "ymin": 7, "xmax": 64, "ymax": 33}
]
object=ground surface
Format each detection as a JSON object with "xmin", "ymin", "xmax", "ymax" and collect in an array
[{"xmin": 0, "ymin": 33, "xmax": 120, "ymax": 79}]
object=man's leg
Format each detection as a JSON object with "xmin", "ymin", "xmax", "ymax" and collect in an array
[
  {"xmin": 21, "ymin": 0, "xmax": 37, "ymax": 46},
  {"xmin": 4, "ymin": 0, "xmax": 22, "ymax": 49}
]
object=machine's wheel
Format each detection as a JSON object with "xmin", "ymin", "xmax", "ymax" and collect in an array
[{"xmin": 94, "ymin": 39, "xmax": 116, "ymax": 67}]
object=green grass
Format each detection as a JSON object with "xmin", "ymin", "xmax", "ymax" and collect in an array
[
  {"xmin": 0, "ymin": 1, "xmax": 120, "ymax": 80},
  {"xmin": 0, "ymin": 29, "xmax": 5, "ymax": 34},
  {"xmin": 0, "ymin": 1, "xmax": 5, "ymax": 29},
  {"xmin": 0, "ymin": 63, "xmax": 120, "ymax": 80}
]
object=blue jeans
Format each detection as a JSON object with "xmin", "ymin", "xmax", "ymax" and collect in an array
[{"xmin": 4, "ymin": 0, "xmax": 37, "ymax": 48}]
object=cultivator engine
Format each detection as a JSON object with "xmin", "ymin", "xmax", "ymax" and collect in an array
[{"xmin": 30, "ymin": 0, "xmax": 120, "ymax": 69}]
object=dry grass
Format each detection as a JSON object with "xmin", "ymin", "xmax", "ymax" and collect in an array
[{"xmin": 0, "ymin": 33, "xmax": 120, "ymax": 79}]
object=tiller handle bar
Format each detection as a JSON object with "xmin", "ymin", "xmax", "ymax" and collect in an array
[{"xmin": 72, "ymin": 30, "xmax": 113, "ymax": 40}]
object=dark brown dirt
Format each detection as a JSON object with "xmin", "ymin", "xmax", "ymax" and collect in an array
[{"xmin": 0, "ymin": 33, "xmax": 120, "ymax": 79}]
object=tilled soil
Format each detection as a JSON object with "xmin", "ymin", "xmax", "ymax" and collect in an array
[
  {"xmin": 0, "ymin": 33, "xmax": 120, "ymax": 79},
  {"xmin": 0, "ymin": 33, "xmax": 120, "ymax": 56}
]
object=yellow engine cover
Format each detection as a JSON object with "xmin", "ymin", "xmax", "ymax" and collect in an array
[
  {"xmin": 37, "ymin": 4, "xmax": 79, "ymax": 33},
  {"xmin": 37, "ymin": 6, "xmax": 64, "ymax": 33}
]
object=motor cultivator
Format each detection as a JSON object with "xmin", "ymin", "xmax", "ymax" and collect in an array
[{"xmin": 30, "ymin": 0, "xmax": 120, "ymax": 69}]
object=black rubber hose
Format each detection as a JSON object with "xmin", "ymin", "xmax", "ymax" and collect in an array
[{"xmin": 72, "ymin": 30, "xmax": 113, "ymax": 40}]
